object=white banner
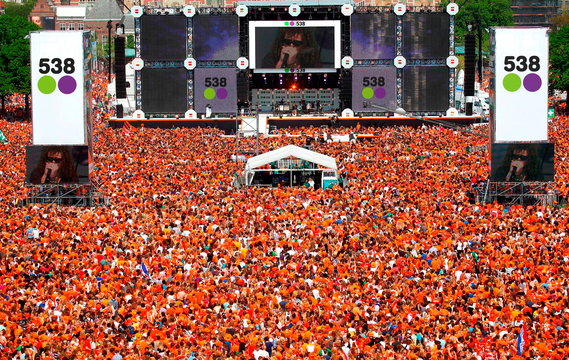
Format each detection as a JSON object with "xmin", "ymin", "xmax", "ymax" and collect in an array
[
  {"xmin": 31, "ymin": 31, "xmax": 86, "ymax": 145},
  {"xmin": 493, "ymin": 28, "xmax": 548, "ymax": 142}
]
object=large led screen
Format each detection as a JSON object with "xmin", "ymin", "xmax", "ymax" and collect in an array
[
  {"xmin": 351, "ymin": 14, "xmax": 396, "ymax": 60},
  {"xmin": 26, "ymin": 145, "xmax": 91, "ymax": 184},
  {"xmin": 31, "ymin": 31, "xmax": 88, "ymax": 145},
  {"xmin": 141, "ymin": 68, "xmax": 188, "ymax": 113},
  {"xmin": 403, "ymin": 67, "xmax": 449, "ymax": 112},
  {"xmin": 490, "ymin": 143, "xmax": 554, "ymax": 182},
  {"xmin": 403, "ymin": 13, "xmax": 449, "ymax": 59},
  {"xmin": 140, "ymin": 15, "xmax": 187, "ymax": 61},
  {"xmin": 193, "ymin": 16, "xmax": 239, "ymax": 61},
  {"xmin": 194, "ymin": 68, "xmax": 237, "ymax": 114},
  {"xmin": 352, "ymin": 67, "xmax": 397, "ymax": 112},
  {"xmin": 249, "ymin": 21, "xmax": 341, "ymax": 73},
  {"xmin": 491, "ymin": 28, "xmax": 549, "ymax": 142}
]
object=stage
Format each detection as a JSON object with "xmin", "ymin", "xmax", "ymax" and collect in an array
[{"xmin": 108, "ymin": 113, "xmax": 483, "ymax": 135}]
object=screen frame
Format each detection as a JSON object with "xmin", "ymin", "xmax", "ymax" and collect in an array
[{"xmin": 249, "ymin": 20, "xmax": 341, "ymax": 73}]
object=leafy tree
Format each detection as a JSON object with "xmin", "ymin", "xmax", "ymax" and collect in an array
[
  {"xmin": 440, "ymin": 0, "xmax": 514, "ymax": 50},
  {"xmin": 0, "ymin": 14, "xmax": 40, "ymax": 113},
  {"xmin": 4, "ymin": 0, "xmax": 37, "ymax": 18},
  {"xmin": 549, "ymin": 26, "xmax": 569, "ymax": 93},
  {"xmin": 126, "ymin": 34, "xmax": 134, "ymax": 49},
  {"xmin": 551, "ymin": 11, "xmax": 569, "ymax": 30}
]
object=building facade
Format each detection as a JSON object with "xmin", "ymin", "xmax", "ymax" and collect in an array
[{"xmin": 511, "ymin": 0, "xmax": 560, "ymax": 26}]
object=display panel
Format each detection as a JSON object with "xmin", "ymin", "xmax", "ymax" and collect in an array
[
  {"xmin": 352, "ymin": 67, "xmax": 397, "ymax": 112},
  {"xmin": 491, "ymin": 28, "xmax": 548, "ymax": 142},
  {"xmin": 31, "ymin": 31, "xmax": 87, "ymax": 145},
  {"xmin": 193, "ymin": 15, "xmax": 239, "ymax": 61},
  {"xmin": 141, "ymin": 68, "xmax": 188, "ymax": 113},
  {"xmin": 351, "ymin": 14, "xmax": 396, "ymax": 60},
  {"xmin": 490, "ymin": 143, "xmax": 554, "ymax": 182},
  {"xmin": 31, "ymin": 16, "xmax": 55, "ymax": 30},
  {"xmin": 402, "ymin": 67, "xmax": 449, "ymax": 112},
  {"xmin": 403, "ymin": 13, "xmax": 449, "ymax": 59},
  {"xmin": 140, "ymin": 15, "xmax": 187, "ymax": 61},
  {"xmin": 26, "ymin": 145, "xmax": 91, "ymax": 184},
  {"xmin": 194, "ymin": 68, "xmax": 237, "ymax": 114},
  {"xmin": 249, "ymin": 20, "xmax": 341, "ymax": 73}
]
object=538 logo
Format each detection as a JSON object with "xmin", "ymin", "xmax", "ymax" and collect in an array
[
  {"xmin": 203, "ymin": 77, "xmax": 228, "ymax": 100},
  {"xmin": 502, "ymin": 55, "xmax": 541, "ymax": 93},
  {"xmin": 361, "ymin": 76, "xmax": 386, "ymax": 100},
  {"xmin": 37, "ymin": 57, "xmax": 77, "ymax": 95}
]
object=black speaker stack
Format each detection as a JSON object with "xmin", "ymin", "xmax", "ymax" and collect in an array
[{"xmin": 114, "ymin": 36, "xmax": 127, "ymax": 99}]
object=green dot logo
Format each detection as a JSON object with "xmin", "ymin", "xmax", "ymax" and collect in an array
[
  {"xmin": 503, "ymin": 73, "xmax": 521, "ymax": 92},
  {"xmin": 285, "ymin": 69, "xmax": 290, "ymax": 73},
  {"xmin": 204, "ymin": 88, "xmax": 216, "ymax": 100},
  {"xmin": 362, "ymin": 87, "xmax": 374, "ymax": 99},
  {"xmin": 284, "ymin": 21, "xmax": 290, "ymax": 26},
  {"xmin": 38, "ymin": 75, "xmax": 56, "ymax": 95}
]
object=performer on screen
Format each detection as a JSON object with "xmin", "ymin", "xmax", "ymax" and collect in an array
[
  {"xmin": 494, "ymin": 144, "xmax": 544, "ymax": 182},
  {"xmin": 30, "ymin": 146, "xmax": 79, "ymax": 184},
  {"xmin": 262, "ymin": 28, "xmax": 322, "ymax": 69}
]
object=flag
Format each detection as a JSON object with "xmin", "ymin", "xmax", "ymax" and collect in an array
[
  {"xmin": 517, "ymin": 321, "xmax": 527, "ymax": 355},
  {"xmin": 0, "ymin": 130, "xmax": 7, "ymax": 144},
  {"xmin": 122, "ymin": 126, "xmax": 131, "ymax": 137},
  {"xmin": 141, "ymin": 262, "xmax": 149, "ymax": 278},
  {"xmin": 124, "ymin": 121, "xmax": 136, "ymax": 131}
]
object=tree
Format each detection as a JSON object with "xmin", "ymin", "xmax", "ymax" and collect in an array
[
  {"xmin": 440, "ymin": 0, "xmax": 514, "ymax": 50},
  {"xmin": 0, "ymin": 14, "xmax": 40, "ymax": 113},
  {"xmin": 551, "ymin": 11, "xmax": 569, "ymax": 30},
  {"xmin": 126, "ymin": 34, "xmax": 134, "ymax": 49},
  {"xmin": 4, "ymin": 0, "xmax": 37, "ymax": 18},
  {"xmin": 549, "ymin": 26, "xmax": 569, "ymax": 93}
]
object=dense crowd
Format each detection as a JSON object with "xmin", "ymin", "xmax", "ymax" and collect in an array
[{"xmin": 1, "ymin": 75, "xmax": 569, "ymax": 360}]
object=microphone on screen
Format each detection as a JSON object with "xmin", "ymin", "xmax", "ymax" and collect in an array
[{"xmin": 283, "ymin": 53, "xmax": 289, "ymax": 68}]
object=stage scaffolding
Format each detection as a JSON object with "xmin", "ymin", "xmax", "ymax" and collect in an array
[
  {"xmin": 24, "ymin": 184, "xmax": 108, "ymax": 207},
  {"xmin": 478, "ymin": 181, "xmax": 559, "ymax": 206}
]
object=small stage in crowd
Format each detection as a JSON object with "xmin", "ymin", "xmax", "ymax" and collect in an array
[{"xmin": 108, "ymin": 113, "xmax": 483, "ymax": 135}]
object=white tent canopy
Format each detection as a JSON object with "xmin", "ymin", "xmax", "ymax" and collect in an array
[{"xmin": 244, "ymin": 145, "xmax": 337, "ymax": 172}]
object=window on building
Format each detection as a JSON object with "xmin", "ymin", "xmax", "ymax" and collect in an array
[
  {"xmin": 60, "ymin": 23, "xmax": 66, "ymax": 30},
  {"xmin": 102, "ymin": 35, "xmax": 107, "ymax": 44},
  {"xmin": 69, "ymin": 23, "xmax": 75, "ymax": 30},
  {"xmin": 78, "ymin": 23, "xmax": 84, "ymax": 30}
]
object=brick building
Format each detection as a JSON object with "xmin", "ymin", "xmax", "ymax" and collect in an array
[{"xmin": 84, "ymin": 0, "xmax": 124, "ymax": 43}]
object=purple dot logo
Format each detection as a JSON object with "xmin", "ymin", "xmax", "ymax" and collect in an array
[
  {"xmin": 523, "ymin": 73, "xmax": 541, "ymax": 92},
  {"xmin": 374, "ymin": 88, "xmax": 386, "ymax": 99},
  {"xmin": 216, "ymin": 88, "xmax": 228, "ymax": 100},
  {"xmin": 58, "ymin": 76, "xmax": 77, "ymax": 95},
  {"xmin": 289, "ymin": 21, "xmax": 295, "ymax": 26}
]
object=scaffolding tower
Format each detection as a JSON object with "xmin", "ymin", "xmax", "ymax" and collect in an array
[{"xmin": 24, "ymin": 184, "xmax": 108, "ymax": 207}]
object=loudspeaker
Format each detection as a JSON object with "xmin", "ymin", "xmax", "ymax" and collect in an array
[
  {"xmin": 116, "ymin": 104, "xmax": 124, "ymax": 118},
  {"xmin": 340, "ymin": 70, "xmax": 352, "ymax": 110},
  {"xmin": 114, "ymin": 37, "xmax": 127, "ymax": 99},
  {"xmin": 237, "ymin": 70, "xmax": 249, "ymax": 103},
  {"xmin": 464, "ymin": 34, "xmax": 476, "ymax": 98}
]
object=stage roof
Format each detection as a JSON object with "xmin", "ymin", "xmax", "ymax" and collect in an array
[
  {"xmin": 245, "ymin": 145, "xmax": 338, "ymax": 171},
  {"xmin": 245, "ymin": 145, "xmax": 337, "ymax": 171}
]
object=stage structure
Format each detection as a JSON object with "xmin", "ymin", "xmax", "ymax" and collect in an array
[
  {"xmin": 240, "ymin": 145, "xmax": 338, "ymax": 189},
  {"xmin": 482, "ymin": 27, "xmax": 555, "ymax": 206},
  {"xmin": 124, "ymin": 1, "xmax": 463, "ymax": 126},
  {"xmin": 28, "ymin": 31, "xmax": 106, "ymax": 207}
]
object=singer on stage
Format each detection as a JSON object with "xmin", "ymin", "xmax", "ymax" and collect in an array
[
  {"xmin": 261, "ymin": 28, "xmax": 322, "ymax": 69},
  {"xmin": 30, "ymin": 146, "xmax": 79, "ymax": 184},
  {"xmin": 493, "ymin": 144, "xmax": 544, "ymax": 182}
]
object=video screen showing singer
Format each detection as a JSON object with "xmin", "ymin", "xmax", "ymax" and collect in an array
[
  {"xmin": 493, "ymin": 144, "xmax": 544, "ymax": 182},
  {"xmin": 29, "ymin": 146, "xmax": 79, "ymax": 184},
  {"xmin": 261, "ymin": 28, "xmax": 323, "ymax": 69}
]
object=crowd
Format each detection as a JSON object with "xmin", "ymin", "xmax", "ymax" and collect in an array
[{"xmin": 1, "ymin": 74, "xmax": 569, "ymax": 360}]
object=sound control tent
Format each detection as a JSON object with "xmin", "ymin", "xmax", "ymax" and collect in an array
[{"xmin": 243, "ymin": 145, "xmax": 338, "ymax": 189}]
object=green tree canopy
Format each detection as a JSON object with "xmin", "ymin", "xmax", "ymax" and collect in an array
[
  {"xmin": 0, "ymin": 14, "xmax": 40, "ymax": 103},
  {"xmin": 549, "ymin": 26, "xmax": 569, "ymax": 92},
  {"xmin": 440, "ymin": 0, "xmax": 514, "ymax": 49},
  {"xmin": 4, "ymin": 0, "xmax": 37, "ymax": 18}
]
